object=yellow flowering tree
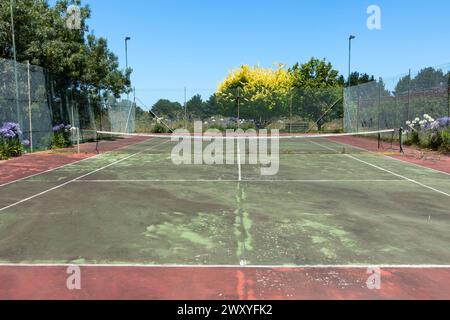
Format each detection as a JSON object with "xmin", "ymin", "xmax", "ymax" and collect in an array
[{"xmin": 216, "ymin": 64, "xmax": 294, "ymax": 126}]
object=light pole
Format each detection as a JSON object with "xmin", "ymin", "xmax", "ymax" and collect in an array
[
  {"xmin": 348, "ymin": 35, "xmax": 356, "ymax": 87},
  {"xmin": 236, "ymin": 87, "xmax": 241, "ymax": 129},
  {"xmin": 124, "ymin": 36, "xmax": 131, "ymax": 132},
  {"xmin": 10, "ymin": 0, "xmax": 20, "ymax": 124},
  {"xmin": 184, "ymin": 87, "xmax": 187, "ymax": 129},
  {"xmin": 125, "ymin": 36, "xmax": 131, "ymax": 98}
]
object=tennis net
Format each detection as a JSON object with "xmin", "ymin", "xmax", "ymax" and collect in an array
[{"xmin": 94, "ymin": 129, "xmax": 403, "ymax": 156}]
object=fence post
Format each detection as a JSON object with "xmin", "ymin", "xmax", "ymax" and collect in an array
[
  {"xmin": 289, "ymin": 91, "xmax": 293, "ymax": 134},
  {"xmin": 448, "ymin": 71, "xmax": 450, "ymax": 118},
  {"xmin": 357, "ymin": 86, "xmax": 360, "ymax": 132},
  {"xmin": 27, "ymin": 61, "xmax": 33, "ymax": 153},
  {"xmin": 378, "ymin": 77, "xmax": 382, "ymax": 131},
  {"xmin": 407, "ymin": 69, "xmax": 411, "ymax": 121}
]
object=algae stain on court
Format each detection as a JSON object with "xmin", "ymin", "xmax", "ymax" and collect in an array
[
  {"xmin": 234, "ymin": 183, "xmax": 253, "ymax": 263},
  {"xmin": 299, "ymin": 219, "xmax": 365, "ymax": 260},
  {"xmin": 145, "ymin": 220, "xmax": 215, "ymax": 249}
]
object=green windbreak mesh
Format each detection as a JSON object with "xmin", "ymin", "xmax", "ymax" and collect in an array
[
  {"xmin": 125, "ymin": 87, "xmax": 344, "ymax": 135},
  {"xmin": 0, "ymin": 58, "xmax": 53, "ymax": 151},
  {"xmin": 105, "ymin": 100, "xmax": 135, "ymax": 133},
  {"xmin": 344, "ymin": 64, "xmax": 450, "ymax": 133},
  {"xmin": 0, "ymin": 57, "xmax": 108, "ymax": 151}
]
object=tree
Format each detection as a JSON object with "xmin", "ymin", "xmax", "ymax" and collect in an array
[
  {"xmin": 0, "ymin": 0, "xmax": 130, "ymax": 97},
  {"xmin": 203, "ymin": 95, "xmax": 219, "ymax": 119},
  {"xmin": 151, "ymin": 99, "xmax": 183, "ymax": 120},
  {"xmin": 290, "ymin": 58, "xmax": 343, "ymax": 130},
  {"xmin": 216, "ymin": 64, "xmax": 294, "ymax": 125},
  {"xmin": 186, "ymin": 94, "xmax": 205, "ymax": 120},
  {"xmin": 290, "ymin": 58, "xmax": 341, "ymax": 88},
  {"xmin": 347, "ymin": 72, "xmax": 375, "ymax": 87},
  {"xmin": 394, "ymin": 67, "xmax": 449, "ymax": 121}
]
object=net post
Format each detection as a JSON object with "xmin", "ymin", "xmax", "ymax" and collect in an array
[
  {"xmin": 378, "ymin": 132, "xmax": 381, "ymax": 149},
  {"xmin": 77, "ymin": 127, "xmax": 80, "ymax": 154},
  {"xmin": 95, "ymin": 131, "xmax": 100, "ymax": 154},
  {"xmin": 399, "ymin": 127, "xmax": 404, "ymax": 154}
]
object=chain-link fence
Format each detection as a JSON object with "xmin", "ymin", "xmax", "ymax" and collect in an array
[
  {"xmin": 0, "ymin": 57, "xmax": 141, "ymax": 152},
  {"xmin": 344, "ymin": 64, "xmax": 450, "ymax": 133},
  {"xmin": 130, "ymin": 87, "xmax": 344, "ymax": 134}
]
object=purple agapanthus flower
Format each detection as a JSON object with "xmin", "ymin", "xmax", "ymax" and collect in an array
[
  {"xmin": 21, "ymin": 139, "xmax": 30, "ymax": 147},
  {"xmin": 52, "ymin": 124, "xmax": 65, "ymax": 132},
  {"xmin": 1, "ymin": 122, "xmax": 22, "ymax": 138},
  {"xmin": 0, "ymin": 128, "xmax": 15, "ymax": 139},
  {"xmin": 436, "ymin": 117, "xmax": 450, "ymax": 128}
]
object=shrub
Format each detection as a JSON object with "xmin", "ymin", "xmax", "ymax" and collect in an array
[
  {"xmin": 51, "ymin": 124, "xmax": 73, "ymax": 149},
  {"xmin": 404, "ymin": 115, "xmax": 449, "ymax": 152},
  {"xmin": 0, "ymin": 122, "xmax": 27, "ymax": 159},
  {"xmin": 439, "ymin": 129, "xmax": 450, "ymax": 153},
  {"xmin": 152, "ymin": 123, "xmax": 169, "ymax": 133}
]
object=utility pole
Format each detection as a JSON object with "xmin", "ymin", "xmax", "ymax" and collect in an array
[
  {"xmin": 125, "ymin": 36, "xmax": 131, "ymax": 102},
  {"xmin": 10, "ymin": 0, "xmax": 20, "ymax": 125},
  {"xmin": 348, "ymin": 35, "xmax": 356, "ymax": 87},
  {"xmin": 184, "ymin": 87, "xmax": 187, "ymax": 129},
  {"xmin": 237, "ymin": 87, "xmax": 241, "ymax": 128}
]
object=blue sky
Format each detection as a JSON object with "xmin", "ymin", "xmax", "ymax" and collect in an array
[{"xmin": 56, "ymin": 0, "xmax": 450, "ymax": 106}]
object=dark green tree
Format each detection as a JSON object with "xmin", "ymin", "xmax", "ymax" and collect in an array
[{"xmin": 151, "ymin": 99, "xmax": 183, "ymax": 120}]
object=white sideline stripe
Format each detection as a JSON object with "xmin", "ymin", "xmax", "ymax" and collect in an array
[
  {"xmin": 0, "ymin": 263, "xmax": 449, "ymax": 269},
  {"xmin": 387, "ymin": 155, "xmax": 450, "ymax": 177},
  {"xmin": 73, "ymin": 179, "xmax": 405, "ymax": 183},
  {"xmin": 309, "ymin": 141, "xmax": 450, "ymax": 197},
  {"xmin": 0, "ymin": 137, "xmax": 161, "ymax": 188},
  {"xmin": 346, "ymin": 155, "xmax": 450, "ymax": 197},
  {"xmin": 0, "ymin": 140, "xmax": 171, "ymax": 213},
  {"xmin": 323, "ymin": 133, "xmax": 450, "ymax": 177},
  {"xmin": 0, "ymin": 158, "xmax": 91, "ymax": 188}
]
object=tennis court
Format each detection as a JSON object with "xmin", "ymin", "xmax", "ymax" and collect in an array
[{"xmin": 0, "ymin": 131, "xmax": 449, "ymax": 267}]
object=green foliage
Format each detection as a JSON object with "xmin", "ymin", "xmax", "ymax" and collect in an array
[
  {"xmin": 438, "ymin": 129, "xmax": 450, "ymax": 153},
  {"xmin": 0, "ymin": 137, "xmax": 24, "ymax": 159},
  {"xmin": 51, "ymin": 130, "xmax": 72, "ymax": 149},
  {"xmin": 404, "ymin": 130, "xmax": 420, "ymax": 146},
  {"xmin": 347, "ymin": 72, "xmax": 375, "ymax": 87},
  {"xmin": 214, "ymin": 59, "xmax": 348, "ymax": 131},
  {"xmin": 151, "ymin": 99, "xmax": 183, "ymax": 120},
  {"xmin": 216, "ymin": 64, "xmax": 294, "ymax": 125},
  {"xmin": 290, "ymin": 58, "xmax": 341, "ymax": 88},
  {"xmin": 152, "ymin": 122, "xmax": 169, "ymax": 134},
  {"xmin": 0, "ymin": 0, "xmax": 130, "ymax": 97},
  {"xmin": 405, "ymin": 128, "xmax": 450, "ymax": 153}
]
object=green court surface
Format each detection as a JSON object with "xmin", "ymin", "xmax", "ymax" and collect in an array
[{"xmin": 0, "ymin": 137, "xmax": 449, "ymax": 266}]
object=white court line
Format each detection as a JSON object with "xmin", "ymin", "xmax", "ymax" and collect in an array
[
  {"xmin": 387, "ymin": 154, "xmax": 450, "ymax": 177},
  {"xmin": 236, "ymin": 138, "xmax": 242, "ymax": 181},
  {"xmin": 0, "ymin": 156, "xmax": 95, "ymax": 188},
  {"xmin": 309, "ymin": 140, "xmax": 450, "ymax": 197},
  {"xmin": 345, "ymin": 155, "xmax": 450, "ymax": 197},
  {"xmin": 323, "ymin": 135, "xmax": 450, "ymax": 177},
  {"xmin": 0, "ymin": 140, "xmax": 171, "ymax": 213},
  {"xmin": 0, "ymin": 263, "xmax": 449, "ymax": 269},
  {"xmin": 0, "ymin": 137, "xmax": 160, "ymax": 188},
  {"xmin": 73, "ymin": 179, "xmax": 406, "ymax": 183}
]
